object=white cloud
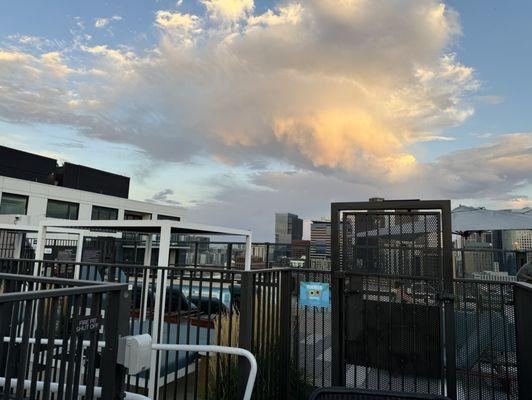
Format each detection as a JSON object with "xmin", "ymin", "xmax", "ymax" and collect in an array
[
  {"xmin": 247, "ymin": 3, "xmax": 302, "ymax": 26},
  {"xmin": 94, "ymin": 16, "xmax": 122, "ymax": 28},
  {"xmin": 154, "ymin": 10, "xmax": 203, "ymax": 47},
  {"xmin": 155, "ymin": 10, "xmax": 201, "ymax": 32},
  {"xmin": 95, "ymin": 18, "xmax": 109, "ymax": 28},
  {"xmin": 145, "ymin": 188, "xmax": 183, "ymax": 205},
  {"xmin": 201, "ymin": 0, "xmax": 254, "ymax": 21},
  {"xmin": 429, "ymin": 133, "xmax": 532, "ymax": 198}
]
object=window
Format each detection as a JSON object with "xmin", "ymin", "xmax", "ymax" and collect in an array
[
  {"xmin": 46, "ymin": 199, "xmax": 79, "ymax": 220},
  {"xmin": 0, "ymin": 193, "xmax": 28, "ymax": 215},
  {"xmin": 124, "ymin": 210, "xmax": 147, "ymax": 220},
  {"xmin": 157, "ymin": 214, "xmax": 181, "ymax": 221},
  {"xmin": 91, "ymin": 205, "xmax": 118, "ymax": 220}
]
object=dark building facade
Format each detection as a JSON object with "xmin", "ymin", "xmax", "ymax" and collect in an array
[
  {"xmin": 275, "ymin": 212, "xmax": 303, "ymax": 244},
  {"xmin": 0, "ymin": 146, "xmax": 130, "ymax": 198}
]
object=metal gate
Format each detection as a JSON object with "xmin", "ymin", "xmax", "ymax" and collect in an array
[{"xmin": 331, "ymin": 200, "xmax": 456, "ymax": 399}]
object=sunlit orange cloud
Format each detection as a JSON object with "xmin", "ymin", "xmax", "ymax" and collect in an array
[{"xmin": 274, "ymin": 109, "xmax": 416, "ymax": 179}]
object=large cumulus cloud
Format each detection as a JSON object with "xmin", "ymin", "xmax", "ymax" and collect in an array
[{"xmin": 1, "ymin": 0, "xmax": 475, "ymax": 177}]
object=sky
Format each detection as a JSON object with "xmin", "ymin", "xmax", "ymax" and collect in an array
[{"xmin": 0, "ymin": 0, "xmax": 531, "ymax": 241}]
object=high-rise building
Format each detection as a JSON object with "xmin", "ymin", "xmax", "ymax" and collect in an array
[
  {"xmin": 275, "ymin": 213, "xmax": 303, "ymax": 244},
  {"xmin": 310, "ymin": 220, "xmax": 331, "ymax": 259},
  {"xmin": 291, "ymin": 239, "xmax": 310, "ymax": 259}
]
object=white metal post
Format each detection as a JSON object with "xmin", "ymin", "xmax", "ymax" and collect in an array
[
  {"xmin": 148, "ymin": 225, "xmax": 171, "ymax": 400},
  {"xmin": 141, "ymin": 234, "xmax": 153, "ymax": 322},
  {"xmin": 74, "ymin": 232, "xmax": 85, "ymax": 280},
  {"xmin": 245, "ymin": 233, "xmax": 252, "ymax": 271},
  {"xmin": 33, "ymin": 226, "xmax": 47, "ymax": 276},
  {"xmin": 13, "ymin": 233, "xmax": 23, "ymax": 259}
]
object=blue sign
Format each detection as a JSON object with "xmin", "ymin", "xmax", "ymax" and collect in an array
[{"xmin": 300, "ymin": 282, "xmax": 330, "ymax": 308}]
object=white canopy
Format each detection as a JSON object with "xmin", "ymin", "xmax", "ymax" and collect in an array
[{"xmin": 452, "ymin": 205, "xmax": 532, "ymax": 233}]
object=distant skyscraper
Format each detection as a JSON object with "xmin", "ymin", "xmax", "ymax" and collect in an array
[
  {"xmin": 310, "ymin": 220, "xmax": 331, "ymax": 259},
  {"xmin": 275, "ymin": 213, "xmax": 303, "ymax": 244}
]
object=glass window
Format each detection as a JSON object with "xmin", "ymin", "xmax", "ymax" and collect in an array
[
  {"xmin": 46, "ymin": 199, "xmax": 79, "ymax": 220},
  {"xmin": 157, "ymin": 214, "xmax": 181, "ymax": 221},
  {"xmin": 0, "ymin": 193, "xmax": 28, "ymax": 215},
  {"xmin": 92, "ymin": 205, "xmax": 118, "ymax": 220},
  {"xmin": 124, "ymin": 211, "xmax": 144, "ymax": 220}
]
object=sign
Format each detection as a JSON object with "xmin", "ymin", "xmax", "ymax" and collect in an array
[
  {"xmin": 300, "ymin": 282, "xmax": 330, "ymax": 308},
  {"xmin": 74, "ymin": 315, "xmax": 100, "ymax": 335},
  {"xmin": 44, "ymin": 248, "xmax": 52, "ymax": 255}
]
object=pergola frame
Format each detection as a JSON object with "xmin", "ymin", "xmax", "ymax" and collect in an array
[
  {"xmin": 0, "ymin": 223, "xmax": 121, "ymax": 268},
  {"xmin": 36, "ymin": 219, "xmax": 252, "ymax": 398}
]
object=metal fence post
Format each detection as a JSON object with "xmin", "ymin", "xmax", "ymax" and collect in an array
[
  {"xmin": 441, "ymin": 201, "xmax": 457, "ymax": 400},
  {"xmin": 279, "ymin": 268, "xmax": 292, "ymax": 396},
  {"xmin": 331, "ymin": 203, "xmax": 345, "ymax": 386},
  {"xmin": 226, "ymin": 243, "xmax": 233, "ymax": 269},
  {"xmin": 238, "ymin": 271, "xmax": 254, "ymax": 399},
  {"xmin": 194, "ymin": 242, "xmax": 199, "ymax": 268},
  {"xmin": 515, "ymin": 282, "xmax": 532, "ymax": 400},
  {"xmin": 101, "ymin": 286, "xmax": 131, "ymax": 399}
]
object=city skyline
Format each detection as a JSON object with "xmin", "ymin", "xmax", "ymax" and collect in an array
[{"xmin": 1, "ymin": 1, "xmax": 531, "ymax": 240}]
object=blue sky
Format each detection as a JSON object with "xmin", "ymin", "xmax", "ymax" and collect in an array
[
  {"xmin": 443, "ymin": 1, "xmax": 532, "ymax": 151},
  {"xmin": 0, "ymin": 0, "xmax": 531, "ymax": 240}
]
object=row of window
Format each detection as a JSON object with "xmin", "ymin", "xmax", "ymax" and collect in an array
[{"xmin": 0, "ymin": 192, "xmax": 180, "ymax": 221}]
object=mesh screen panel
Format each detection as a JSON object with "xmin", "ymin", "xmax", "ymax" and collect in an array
[
  {"xmin": 342, "ymin": 212, "xmax": 441, "ymax": 277},
  {"xmin": 342, "ymin": 211, "xmax": 445, "ymax": 395},
  {"xmin": 454, "ymin": 280, "xmax": 518, "ymax": 400}
]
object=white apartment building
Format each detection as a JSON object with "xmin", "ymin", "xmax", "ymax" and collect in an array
[
  {"xmin": 0, "ymin": 174, "xmax": 185, "ymax": 226},
  {"xmin": 0, "ymin": 146, "xmax": 184, "ymax": 226},
  {"xmin": 0, "ymin": 146, "xmax": 185, "ymax": 261}
]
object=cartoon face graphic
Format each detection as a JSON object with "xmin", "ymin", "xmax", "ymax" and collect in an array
[{"xmin": 300, "ymin": 282, "xmax": 330, "ymax": 308}]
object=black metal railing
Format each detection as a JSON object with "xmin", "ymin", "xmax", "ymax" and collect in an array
[
  {"xmin": 289, "ymin": 269, "xmax": 332, "ymax": 399},
  {"xmin": 286, "ymin": 275, "xmax": 527, "ymax": 400},
  {"xmin": 454, "ymin": 279, "xmax": 518, "ymax": 400},
  {"xmin": 1, "ymin": 257, "xmax": 531, "ymax": 400},
  {"xmin": 0, "ymin": 272, "xmax": 128, "ymax": 399},
  {"xmin": 1, "ymin": 230, "xmax": 530, "ymax": 275}
]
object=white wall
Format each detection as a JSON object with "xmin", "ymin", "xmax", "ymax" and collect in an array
[{"xmin": 0, "ymin": 175, "xmax": 186, "ymax": 225}]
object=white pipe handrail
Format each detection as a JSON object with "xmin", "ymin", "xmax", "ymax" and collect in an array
[
  {"xmin": 3, "ymin": 338, "xmax": 257, "ymax": 399},
  {"xmin": 0, "ymin": 377, "xmax": 148, "ymax": 400},
  {"xmin": 151, "ymin": 344, "xmax": 257, "ymax": 400}
]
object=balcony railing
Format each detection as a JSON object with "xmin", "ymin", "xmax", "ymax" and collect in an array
[
  {"xmin": 0, "ymin": 271, "xmax": 129, "ymax": 399},
  {"xmin": 1, "ymin": 257, "xmax": 531, "ymax": 400}
]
